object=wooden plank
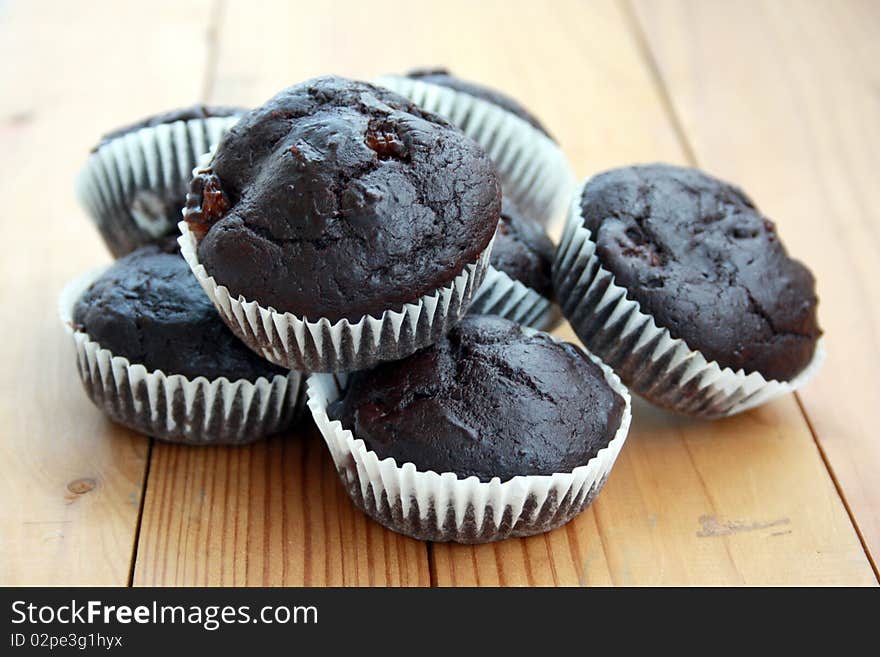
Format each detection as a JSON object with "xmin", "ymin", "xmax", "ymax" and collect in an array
[
  {"xmin": 0, "ymin": 0, "xmax": 214, "ymax": 585},
  {"xmin": 437, "ymin": 330, "xmax": 875, "ymax": 586},
  {"xmin": 203, "ymin": 0, "xmax": 684, "ymax": 169},
  {"xmin": 427, "ymin": 0, "xmax": 875, "ymax": 586},
  {"xmin": 630, "ymin": 0, "xmax": 880, "ymax": 574},
  {"xmin": 132, "ymin": 0, "xmax": 433, "ymax": 586},
  {"xmin": 130, "ymin": 0, "xmax": 875, "ymax": 585},
  {"xmin": 133, "ymin": 428, "xmax": 429, "ymax": 586}
]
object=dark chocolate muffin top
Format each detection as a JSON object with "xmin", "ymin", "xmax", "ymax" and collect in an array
[
  {"xmin": 490, "ymin": 199, "xmax": 555, "ymax": 298},
  {"xmin": 94, "ymin": 105, "xmax": 245, "ymax": 151},
  {"xmin": 406, "ymin": 68, "xmax": 553, "ymax": 140},
  {"xmin": 329, "ymin": 315, "xmax": 625, "ymax": 482},
  {"xmin": 185, "ymin": 75, "xmax": 501, "ymax": 323},
  {"xmin": 579, "ymin": 164, "xmax": 821, "ymax": 381},
  {"xmin": 72, "ymin": 243, "xmax": 287, "ymax": 381}
]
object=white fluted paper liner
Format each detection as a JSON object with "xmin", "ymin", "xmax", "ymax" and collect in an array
[
  {"xmin": 553, "ymin": 180, "xmax": 826, "ymax": 418},
  {"xmin": 58, "ymin": 269, "xmax": 301, "ymax": 445},
  {"xmin": 76, "ymin": 115, "xmax": 242, "ymax": 258},
  {"xmin": 374, "ymin": 75, "xmax": 576, "ymax": 229},
  {"xmin": 305, "ymin": 338, "xmax": 632, "ymax": 544},
  {"xmin": 178, "ymin": 220, "xmax": 494, "ymax": 374},
  {"xmin": 468, "ymin": 265, "xmax": 562, "ymax": 331}
]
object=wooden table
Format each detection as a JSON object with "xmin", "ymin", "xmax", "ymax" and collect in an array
[{"xmin": 2, "ymin": 0, "xmax": 877, "ymax": 586}]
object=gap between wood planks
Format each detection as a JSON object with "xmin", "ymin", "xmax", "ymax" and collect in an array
[
  {"xmin": 618, "ymin": 0, "xmax": 879, "ymax": 583},
  {"xmin": 127, "ymin": 440, "xmax": 154, "ymax": 586}
]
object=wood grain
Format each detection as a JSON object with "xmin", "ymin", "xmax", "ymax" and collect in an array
[
  {"xmin": 435, "ymin": 328, "xmax": 875, "ymax": 586},
  {"xmin": 0, "ymin": 0, "xmax": 217, "ymax": 585},
  {"xmin": 4, "ymin": 0, "xmax": 876, "ymax": 586},
  {"xmin": 133, "ymin": 427, "xmax": 429, "ymax": 586},
  {"xmin": 425, "ymin": 0, "xmax": 876, "ymax": 586},
  {"xmin": 630, "ymin": 0, "xmax": 880, "ymax": 573},
  {"xmin": 204, "ymin": 0, "xmax": 685, "ymax": 172}
]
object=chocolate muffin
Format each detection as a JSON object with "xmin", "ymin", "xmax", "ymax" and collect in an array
[
  {"xmin": 575, "ymin": 164, "xmax": 821, "ymax": 381},
  {"xmin": 73, "ymin": 242, "xmax": 284, "ymax": 381},
  {"xmin": 489, "ymin": 199, "xmax": 555, "ymax": 299},
  {"xmin": 185, "ymin": 76, "xmax": 500, "ymax": 324},
  {"xmin": 329, "ymin": 316, "xmax": 625, "ymax": 482},
  {"xmin": 64, "ymin": 242, "xmax": 299, "ymax": 444},
  {"xmin": 406, "ymin": 68, "xmax": 553, "ymax": 139},
  {"xmin": 78, "ymin": 105, "xmax": 246, "ymax": 258}
]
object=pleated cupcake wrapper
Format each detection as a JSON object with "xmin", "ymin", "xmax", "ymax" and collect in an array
[
  {"xmin": 305, "ymin": 336, "xmax": 632, "ymax": 544},
  {"xmin": 178, "ymin": 220, "xmax": 494, "ymax": 374},
  {"xmin": 76, "ymin": 115, "xmax": 242, "ymax": 257},
  {"xmin": 552, "ymin": 181, "xmax": 826, "ymax": 418},
  {"xmin": 468, "ymin": 265, "xmax": 562, "ymax": 332},
  {"xmin": 374, "ymin": 75, "xmax": 576, "ymax": 229},
  {"xmin": 58, "ymin": 269, "xmax": 302, "ymax": 445}
]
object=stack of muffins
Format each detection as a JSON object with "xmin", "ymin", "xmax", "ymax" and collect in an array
[{"xmin": 64, "ymin": 71, "xmax": 823, "ymax": 544}]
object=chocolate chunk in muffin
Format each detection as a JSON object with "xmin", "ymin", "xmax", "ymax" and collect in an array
[
  {"xmin": 329, "ymin": 315, "xmax": 625, "ymax": 482},
  {"xmin": 72, "ymin": 244, "xmax": 286, "ymax": 381},
  {"xmin": 490, "ymin": 199, "xmax": 555, "ymax": 298},
  {"xmin": 93, "ymin": 104, "xmax": 246, "ymax": 151},
  {"xmin": 406, "ymin": 68, "xmax": 553, "ymax": 140},
  {"xmin": 579, "ymin": 163, "xmax": 821, "ymax": 381},
  {"xmin": 185, "ymin": 75, "xmax": 501, "ymax": 323}
]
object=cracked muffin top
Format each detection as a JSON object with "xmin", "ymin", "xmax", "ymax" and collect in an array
[
  {"xmin": 94, "ymin": 104, "xmax": 246, "ymax": 151},
  {"xmin": 184, "ymin": 76, "xmax": 501, "ymax": 323},
  {"xmin": 579, "ymin": 163, "xmax": 821, "ymax": 381},
  {"xmin": 406, "ymin": 68, "xmax": 553, "ymax": 140},
  {"xmin": 490, "ymin": 198, "xmax": 555, "ymax": 298},
  {"xmin": 329, "ymin": 315, "xmax": 625, "ymax": 482},
  {"xmin": 72, "ymin": 241, "xmax": 286, "ymax": 381}
]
